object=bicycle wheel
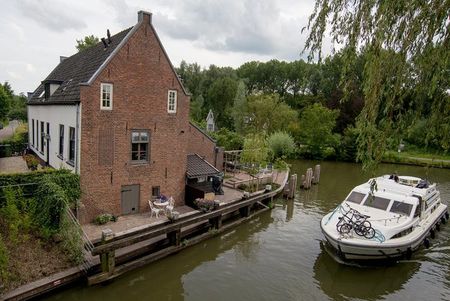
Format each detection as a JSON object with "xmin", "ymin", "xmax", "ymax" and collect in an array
[
  {"xmin": 337, "ymin": 223, "xmax": 352, "ymax": 234},
  {"xmin": 364, "ymin": 227, "xmax": 375, "ymax": 239}
]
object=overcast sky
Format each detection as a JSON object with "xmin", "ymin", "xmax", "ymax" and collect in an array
[{"xmin": 0, "ymin": 0, "xmax": 332, "ymax": 94}]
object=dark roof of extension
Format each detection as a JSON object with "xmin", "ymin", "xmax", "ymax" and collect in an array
[
  {"xmin": 186, "ymin": 154, "xmax": 220, "ymax": 179},
  {"xmin": 28, "ymin": 27, "xmax": 132, "ymax": 105}
]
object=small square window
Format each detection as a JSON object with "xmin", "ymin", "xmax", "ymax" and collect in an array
[
  {"xmin": 167, "ymin": 90, "xmax": 177, "ymax": 113},
  {"xmin": 100, "ymin": 83, "xmax": 113, "ymax": 110}
]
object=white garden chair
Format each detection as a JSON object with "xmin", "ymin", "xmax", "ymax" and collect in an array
[
  {"xmin": 166, "ymin": 197, "xmax": 175, "ymax": 215},
  {"xmin": 148, "ymin": 200, "xmax": 161, "ymax": 218}
]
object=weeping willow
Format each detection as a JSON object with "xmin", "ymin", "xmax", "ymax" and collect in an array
[{"xmin": 304, "ymin": 0, "xmax": 449, "ymax": 170}]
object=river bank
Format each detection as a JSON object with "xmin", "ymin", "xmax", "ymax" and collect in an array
[{"xmin": 382, "ymin": 151, "xmax": 450, "ymax": 169}]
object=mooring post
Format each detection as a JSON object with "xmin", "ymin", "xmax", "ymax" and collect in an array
[
  {"xmin": 288, "ymin": 174, "xmax": 298, "ymax": 198},
  {"xmin": 313, "ymin": 165, "xmax": 321, "ymax": 184},
  {"xmin": 239, "ymin": 205, "xmax": 251, "ymax": 217},
  {"xmin": 304, "ymin": 168, "xmax": 313, "ymax": 189},
  {"xmin": 300, "ymin": 174, "xmax": 305, "ymax": 188},
  {"xmin": 209, "ymin": 215, "xmax": 223, "ymax": 230},
  {"xmin": 100, "ymin": 229, "xmax": 115, "ymax": 275},
  {"xmin": 167, "ymin": 229, "xmax": 181, "ymax": 246}
]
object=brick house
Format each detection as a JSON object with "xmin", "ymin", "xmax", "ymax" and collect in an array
[{"xmin": 27, "ymin": 11, "xmax": 222, "ymax": 223}]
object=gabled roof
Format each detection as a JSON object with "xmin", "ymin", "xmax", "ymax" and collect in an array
[
  {"xmin": 28, "ymin": 27, "xmax": 133, "ymax": 105},
  {"xmin": 187, "ymin": 154, "xmax": 220, "ymax": 179},
  {"xmin": 189, "ymin": 121, "xmax": 216, "ymax": 143}
]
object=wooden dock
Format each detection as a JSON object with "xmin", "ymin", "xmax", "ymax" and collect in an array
[{"xmin": 88, "ymin": 171, "xmax": 289, "ymax": 284}]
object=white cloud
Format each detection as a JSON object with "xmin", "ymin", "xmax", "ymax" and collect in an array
[
  {"xmin": 0, "ymin": 0, "xmax": 332, "ymax": 94},
  {"xmin": 26, "ymin": 63, "xmax": 35, "ymax": 73}
]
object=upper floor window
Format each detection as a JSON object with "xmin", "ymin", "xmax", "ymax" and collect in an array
[
  {"xmin": 131, "ymin": 130, "xmax": 149, "ymax": 162},
  {"xmin": 167, "ymin": 90, "xmax": 177, "ymax": 113},
  {"xmin": 100, "ymin": 83, "xmax": 113, "ymax": 110}
]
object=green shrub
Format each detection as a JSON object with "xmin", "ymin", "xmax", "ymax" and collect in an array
[
  {"xmin": 24, "ymin": 154, "xmax": 39, "ymax": 170},
  {"xmin": 267, "ymin": 131, "xmax": 295, "ymax": 159},
  {"xmin": 0, "ymin": 233, "xmax": 9, "ymax": 283},
  {"xmin": 59, "ymin": 212, "xmax": 84, "ymax": 264},
  {"xmin": 94, "ymin": 213, "xmax": 114, "ymax": 225},
  {"xmin": 210, "ymin": 128, "xmax": 244, "ymax": 150}
]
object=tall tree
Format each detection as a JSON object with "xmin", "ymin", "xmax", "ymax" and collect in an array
[
  {"xmin": 298, "ymin": 103, "xmax": 339, "ymax": 158},
  {"xmin": 245, "ymin": 94, "xmax": 298, "ymax": 134},
  {"xmin": 304, "ymin": 0, "xmax": 450, "ymax": 168},
  {"xmin": 206, "ymin": 77, "xmax": 238, "ymax": 129},
  {"xmin": 0, "ymin": 85, "xmax": 11, "ymax": 121},
  {"xmin": 76, "ymin": 35, "xmax": 100, "ymax": 52}
]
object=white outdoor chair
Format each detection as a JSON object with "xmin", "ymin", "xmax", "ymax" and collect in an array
[
  {"xmin": 166, "ymin": 197, "xmax": 175, "ymax": 215},
  {"xmin": 148, "ymin": 200, "xmax": 162, "ymax": 218}
]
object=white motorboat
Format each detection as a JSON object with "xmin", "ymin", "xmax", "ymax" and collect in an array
[{"xmin": 321, "ymin": 175, "xmax": 449, "ymax": 260}]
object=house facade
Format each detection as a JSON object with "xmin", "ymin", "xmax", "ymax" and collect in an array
[{"xmin": 28, "ymin": 11, "xmax": 222, "ymax": 223}]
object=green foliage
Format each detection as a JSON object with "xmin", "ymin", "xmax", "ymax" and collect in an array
[
  {"xmin": 34, "ymin": 176, "xmax": 68, "ymax": 232},
  {"xmin": 267, "ymin": 131, "xmax": 295, "ymax": 159},
  {"xmin": 94, "ymin": 213, "xmax": 114, "ymax": 225},
  {"xmin": 240, "ymin": 133, "xmax": 269, "ymax": 170},
  {"xmin": 304, "ymin": 0, "xmax": 450, "ymax": 169},
  {"xmin": 0, "ymin": 123, "xmax": 28, "ymax": 157},
  {"xmin": 59, "ymin": 212, "xmax": 83, "ymax": 264},
  {"xmin": 0, "ymin": 233, "xmax": 8, "ymax": 283},
  {"xmin": 189, "ymin": 95, "xmax": 205, "ymax": 122},
  {"xmin": 1, "ymin": 188, "xmax": 22, "ymax": 244},
  {"xmin": 210, "ymin": 128, "xmax": 244, "ymax": 151},
  {"xmin": 193, "ymin": 198, "xmax": 219, "ymax": 213},
  {"xmin": 231, "ymin": 80, "xmax": 248, "ymax": 134},
  {"xmin": 24, "ymin": 154, "xmax": 39, "ymax": 170},
  {"xmin": 336, "ymin": 126, "xmax": 359, "ymax": 162},
  {"xmin": 206, "ymin": 77, "xmax": 238, "ymax": 129},
  {"xmin": 76, "ymin": 35, "xmax": 100, "ymax": 52},
  {"xmin": 273, "ymin": 158, "xmax": 289, "ymax": 171},
  {"xmin": 245, "ymin": 94, "xmax": 298, "ymax": 134},
  {"xmin": 0, "ymin": 84, "xmax": 11, "ymax": 121},
  {"xmin": 0, "ymin": 169, "xmax": 78, "ymax": 205},
  {"xmin": 297, "ymin": 103, "xmax": 339, "ymax": 158},
  {"xmin": 7, "ymin": 94, "xmax": 27, "ymax": 121}
]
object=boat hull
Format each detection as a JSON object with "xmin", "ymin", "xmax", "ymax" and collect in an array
[{"xmin": 321, "ymin": 205, "xmax": 448, "ymax": 261}]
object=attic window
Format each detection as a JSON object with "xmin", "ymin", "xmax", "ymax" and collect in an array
[
  {"xmin": 167, "ymin": 90, "xmax": 177, "ymax": 113},
  {"xmin": 100, "ymin": 83, "xmax": 113, "ymax": 110}
]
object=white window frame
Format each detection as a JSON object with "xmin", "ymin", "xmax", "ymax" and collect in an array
[
  {"xmin": 167, "ymin": 90, "xmax": 177, "ymax": 113},
  {"xmin": 100, "ymin": 83, "xmax": 113, "ymax": 110}
]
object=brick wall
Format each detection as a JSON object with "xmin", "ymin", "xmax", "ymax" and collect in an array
[
  {"xmin": 187, "ymin": 123, "xmax": 223, "ymax": 171},
  {"xmin": 79, "ymin": 13, "xmax": 190, "ymax": 222}
]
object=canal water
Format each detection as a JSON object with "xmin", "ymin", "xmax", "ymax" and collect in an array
[{"xmin": 42, "ymin": 161, "xmax": 450, "ymax": 301}]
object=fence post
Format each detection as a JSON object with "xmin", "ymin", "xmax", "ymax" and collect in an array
[{"xmin": 100, "ymin": 229, "xmax": 115, "ymax": 275}]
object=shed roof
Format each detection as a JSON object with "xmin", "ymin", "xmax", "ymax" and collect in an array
[{"xmin": 187, "ymin": 154, "xmax": 220, "ymax": 179}]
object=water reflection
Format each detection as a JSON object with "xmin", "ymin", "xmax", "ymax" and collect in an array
[{"xmin": 313, "ymin": 243, "xmax": 421, "ymax": 301}]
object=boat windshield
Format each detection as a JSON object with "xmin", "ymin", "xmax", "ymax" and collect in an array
[
  {"xmin": 363, "ymin": 196, "xmax": 390, "ymax": 211},
  {"xmin": 390, "ymin": 201, "xmax": 413, "ymax": 216},
  {"xmin": 345, "ymin": 191, "xmax": 366, "ymax": 204}
]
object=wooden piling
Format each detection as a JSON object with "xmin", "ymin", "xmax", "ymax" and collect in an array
[
  {"xmin": 100, "ymin": 229, "xmax": 115, "ymax": 275},
  {"xmin": 300, "ymin": 174, "xmax": 305, "ymax": 188},
  {"xmin": 288, "ymin": 174, "xmax": 298, "ymax": 198},
  {"xmin": 304, "ymin": 168, "xmax": 313, "ymax": 189},
  {"xmin": 313, "ymin": 165, "xmax": 321, "ymax": 184}
]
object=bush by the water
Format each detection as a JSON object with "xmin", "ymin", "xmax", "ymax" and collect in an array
[{"xmin": 268, "ymin": 131, "xmax": 295, "ymax": 159}]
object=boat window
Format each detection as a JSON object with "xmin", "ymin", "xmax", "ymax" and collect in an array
[
  {"xmin": 345, "ymin": 192, "xmax": 366, "ymax": 204},
  {"xmin": 363, "ymin": 196, "xmax": 390, "ymax": 211},
  {"xmin": 390, "ymin": 201, "xmax": 413, "ymax": 216}
]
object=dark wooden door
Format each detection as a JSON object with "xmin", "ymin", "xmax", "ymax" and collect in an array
[{"xmin": 121, "ymin": 185, "xmax": 140, "ymax": 215}]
